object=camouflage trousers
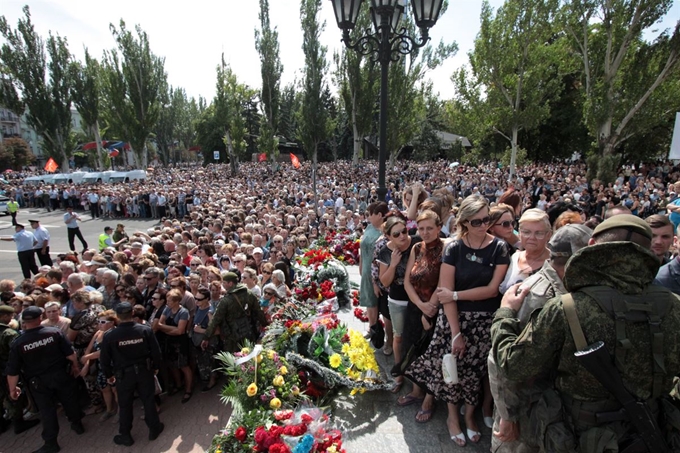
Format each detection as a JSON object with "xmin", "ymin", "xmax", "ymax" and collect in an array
[
  {"xmin": 1, "ymin": 377, "xmax": 27, "ymax": 421},
  {"xmin": 196, "ymin": 345, "xmax": 215, "ymax": 382}
]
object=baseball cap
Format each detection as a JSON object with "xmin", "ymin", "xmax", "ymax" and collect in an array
[
  {"xmin": 549, "ymin": 224, "xmax": 592, "ymax": 257},
  {"xmin": 222, "ymin": 272, "xmax": 239, "ymax": 284},
  {"xmin": 592, "ymin": 214, "xmax": 652, "ymax": 241},
  {"xmin": 21, "ymin": 306, "xmax": 43, "ymax": 321},
  {"xmin": 253, "ymin": 247, "xmax": 264, "ymax": 255},
  {"xmin": 45, "ymin": 284, "xmax": 64, "ymax": 293}
]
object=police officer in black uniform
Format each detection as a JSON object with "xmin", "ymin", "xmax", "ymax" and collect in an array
[
  {"xmin": 6, "ymin": 306, "xmax": 85, "ymax": 453},
  {"xmin": 100, "ymin": 302, "xmax": 164, "ymax": 446}
]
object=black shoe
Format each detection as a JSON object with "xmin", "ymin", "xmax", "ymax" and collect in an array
[
  {"xmin": 149, "ymin": 422, "xmax": 164, "ymax": 441},
  {"xmin": 114, "ymin": 434, "xmax": 134, "ymax": 446},
  {"xmin": 14, "ymin": 418, "xmax": 40, "ymax": 434},
  {"xmin": 32, "ymin": 442, "xmax": 60, "ymax": 453},
  {"xmin": 370, "ymin": 322, "xmax": 385, "ymax": 350},
  {"xmin": 70, "ymin": 421, "xmax": 84, "ymax": 435},
  {"xmin": 0, "ymin": 418, "xmax": 11, "ymax": 434}
]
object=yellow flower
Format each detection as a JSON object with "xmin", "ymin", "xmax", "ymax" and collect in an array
[
  {"xmin": 270, "ymin": 397, "xmax": 282, "ymax": 409},
  {"xmin": 267, "ymin": 350, "xmax": 276, "ymax": 359},
  {"xmin": 273, "ymin": 375, "xmax": 285, "ymax": 387},
  {"xmin": 327, "ymin": 446, "xmax": 337, "ymax": 453},
  {"xmin": 350, "ymin": 388, "xmax": 359, "ymax": 396},
  {"xmin": 291, "ymin": 385, "xmax": 300, "ymax": 396},
  {"xmin": 241, "ymin": 347, "xmax": 250, "ymax": 355},
  {"xmin": 329, "ymin": 353, "xmax": 342, "ymax": 369},
  {"xmin": 279, "ymin": 366, "xmax": 288, "ymax": 375},
  {"xmin": 256, "ymin": 354, "xmax": 263, "ymax": 364},
  {"xmin": 246, "ymin": 383, "xmax": 258, "ymax": 397}
]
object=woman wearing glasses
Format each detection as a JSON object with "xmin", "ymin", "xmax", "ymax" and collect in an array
[
  {"xmin": 157, "ymin": 289, "xmax": 193, "ymax": 403},
  {"xmin": 410, "ymin": 195, "xmax": 510, "ymax": 446},
  {"xmin": 377, "ymin": 214, "xmax": 418, "ymax": 393},
  {"xmin": 80, "ymin": 310, "xmax": 119, "ymax": 421},
  {"xmin": 489, "ymin": 204, "xmax": 521, "ymax": 253},
  {"xmin": 499, "ymin": 209, "xmax": 552, "ymax": 295},
  {"xmin": 192, "ymin": 287, "xmax": 217, "ymax": 392}
]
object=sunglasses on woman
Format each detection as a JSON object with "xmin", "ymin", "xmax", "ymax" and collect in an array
[
  {"xmin": 390, "ymin": 229, "xmax": 408, "ymax": 238},
  {"xmin": 494, "ymin": 221, "xmax": 513, "ymax": 228},
  {"xmin": 468, "ymin": 217, "xmax": 491, "ymax": 227}
]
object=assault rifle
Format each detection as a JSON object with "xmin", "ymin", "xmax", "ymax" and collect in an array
[{"xmin": 574, "ymin": 341, "xmax": 669, "ymax": 453}]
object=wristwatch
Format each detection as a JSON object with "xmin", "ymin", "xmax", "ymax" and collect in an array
[{"xmin": 452, "ymin": 291, "xmax": 459, "ymax": 302}]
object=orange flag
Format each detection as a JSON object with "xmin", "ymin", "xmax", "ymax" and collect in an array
[
  {"xmin": 290, "ymin": 153, "xmax": 300, "ymax": 169},
  {"xmin": 44, "ymin": 157, "xmax": 58, "ymax": 173}
]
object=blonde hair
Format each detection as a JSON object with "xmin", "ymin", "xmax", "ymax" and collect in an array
[
  {"xmin": 455, "ymin": 195, "xmax": 489, "ymax": 238},
  {"xmin": 519, "ymin": 208, "xmax": 551, "ymax": 231}
]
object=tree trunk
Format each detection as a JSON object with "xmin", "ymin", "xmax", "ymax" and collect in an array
[
  {"xmin": 312, "ymin": 147, "xmax": 318, "ymax": 216},
  {"xmin": 509, "ymin": 126, "xmax": 519, "ymax": 179},
  {"xmin": 351, "ymin": 93, "xmax": 360, "ymax": 166},
  {"xmin": 225, "ymin": 130, "xmax": 237, "ymax": 176},
  {"xmin": 93, "ymin": 123, "xmax": 104, "ymax": 170}
]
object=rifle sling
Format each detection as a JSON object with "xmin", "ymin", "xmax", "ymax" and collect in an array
[{"xmin": 562, "ymin": 293, "xmax": 588, "ymax": 351}]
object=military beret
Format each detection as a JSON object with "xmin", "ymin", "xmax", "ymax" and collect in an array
[
  {"xmin": 222, "ymin": 272, "xmax": 239, "ymax": 284},
  {"xmin": 592, "ymin": 214, "xmax": 652, "ymax": 241},
  {"xmin": 0, "ymin": 305, "xmax": 15, "ymax": 315},
  {"xmin": 115, "ymin": 302, "xmax": 133, "ymax": 315},
  {"xmin": 549, "ymin": 224, "xmax": 592, "ymax": 257},
  {"xmin": 21, "ymin": 306, "xmax": 43, "ymax": 321}
]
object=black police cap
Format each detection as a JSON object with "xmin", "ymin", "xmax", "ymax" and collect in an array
[{"xmin": 115, "ymin": 302, "xmax": 133, "ymax": 315}]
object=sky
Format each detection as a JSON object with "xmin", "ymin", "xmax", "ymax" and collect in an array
[{"xmin": 2, "ymin": 0, "xmax": 679, "ymax": 104}]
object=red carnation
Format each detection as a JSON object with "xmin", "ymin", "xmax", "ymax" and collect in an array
[
  {"xmin": 301, "ymin": 413, "xmax": 314, "ymax": 424},
  {"xmin": 234, "ymin": 426, "xmax": 248, "ymax": 442},
  {"xmin": 269, "ymin": 443, "xmax": 292, "ymax": 453}
]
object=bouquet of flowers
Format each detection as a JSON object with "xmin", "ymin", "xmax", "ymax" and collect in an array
[
  {"xmin": 210, "ymin": 405, "xmax": 346, "ymax": 453},
  {"xmin": 216, "ymin": 343, "xmax": 303, "ymax": 416}
]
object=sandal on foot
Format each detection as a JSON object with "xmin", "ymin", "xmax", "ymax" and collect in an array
[
  {"xmin": 466, "ymin": 429, "xmax": 481, "ymax": 443},
  {"xmin": 415, "ymin": 407, "xmax": 435, "ymax": 423},
  {"xmin": 450, "ymin": 431, "xmax": 466, "ymax": 447},
  {"xmin": 396, "ymin": 394, "xmax": 423, "ymax": 407},
  {"xmin": 390, "ymin": 379, "xmax": 403, "ymax": 394},
  {"xmin": 181, "ymin": 392, "xmax": 192, "ymax": 404},
  {"xmin": 484, "ymin": 416, "xmax": 494, "ymax": 429}
]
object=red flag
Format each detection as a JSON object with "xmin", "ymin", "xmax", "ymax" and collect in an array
[
  {"xmin": 290, "ymin": 153, "xmax": 300, "ymax": 169},
  {"xmin": 258, "ymin": 153, "xmax": 267, "ymax": 163},
  {"xmin": 44, "ymin": 158, "xmax": 58, "ymax": 173}
]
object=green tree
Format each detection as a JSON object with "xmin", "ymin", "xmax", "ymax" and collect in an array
[
  {"xmin": 466, "ymin": 0, "xmax": 561, "ymax": 177},
  {"xmin": 333, "ymin": 3, "xmax": 379, "ymax": 166},
  {"xmin": 412, "ymin": 85, "xmax": 444, "ymax": 160},
  {"xmin": 562, "ymin": 0, "xmax": 680, "ymax": 180},
  {"xmin": 299, "ymin": 0, "xmax": 331, "ymax": 208},
  {"xmin": 279, "ymin": 83, "xmax": 300, "ymax": 142},
  {"xmin": 70, "ymin": 49, "xmax": 106, "ymax": 169},
  {"xmin": 255, "ymin": 0, "xmax": 284, "ymax": 166},
  {"xmin": 100, "ymin": 49, "xmax": 135, "ymax": 167},
  {"xmin": 107, "ymin": 20, "xmax": 166, "ymax": 167},
  {"xmin": 0, "ymin": 136, "xmax": 34, "ymax": 170},
  {"xmin": 213, "ymin": 56, "xmax": 256, "ymax": 174},
  {"xmin": 385, "ymin": 10, "xmax": 457, "ymax": 165},
  {"xmin": 0, "ymin": 6, "xmax": 74, "ymax": 170}
]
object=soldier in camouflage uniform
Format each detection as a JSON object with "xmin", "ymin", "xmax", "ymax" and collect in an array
[
  {"xmin": 201, "ymin": 272, "xmax": 267, "ymax": 353},
  {"xmin": 489, "ymin": 224, "xmax": 592, "ymax": 452},
  {"xmin": 492, "ymin": 215, "xmax": 680, "ymax": 452},
  {"xmin": 0, "ymin": 305, "xmax": 40, "ymax": 434}
]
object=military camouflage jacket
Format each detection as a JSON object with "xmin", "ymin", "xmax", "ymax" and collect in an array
[
  {"xmin": 489, "ymin": 260, "xmax": 566, "ymax": 421},
  {"xmin": 492, "ymin": 241, "xmax": 680, "ymax": 403},
  {"xmin": 0, "ymin": 323, "xmax": 18, "ymax": 370}
]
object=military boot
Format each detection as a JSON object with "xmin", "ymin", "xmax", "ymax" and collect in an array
[
  {"xmin": 32, "ymin": 440, "xmax": 60, "ymax": 453},
  {"xmin": 14, "ymin": 418, "xmax": 40, "ymax": 434}
]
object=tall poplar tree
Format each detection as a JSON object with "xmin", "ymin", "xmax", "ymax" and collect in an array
[
  {"xmin": 299, "ymin": 0, "xmax": 331, "ymax": 209},
  {"xmin": 70, "ymin": 49, "xmax": 105, "ymax": 169},
  {"xmin": 0, "ymin": 6, "xmax": 74, "ymax": 170},
  {"xmin": 255, "ymin": 0, "xmax": 284, "ymax": 167}
]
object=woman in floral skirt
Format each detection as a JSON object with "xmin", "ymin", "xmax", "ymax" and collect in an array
[{"xmin": 406, "ymin": 195, "xmax": 510, "ymax": 447}]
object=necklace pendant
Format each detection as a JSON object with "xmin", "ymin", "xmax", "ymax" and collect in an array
[{"xmin": 471, "ymin": 253, "xmax": 477, "ymax": 261}]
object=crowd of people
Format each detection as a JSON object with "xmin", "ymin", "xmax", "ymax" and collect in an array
[{"xmin": 1, "ymin": 157, "xmax": 680, "ymax": 452}]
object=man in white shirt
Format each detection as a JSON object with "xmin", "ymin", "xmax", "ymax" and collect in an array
[
  {"xmin": 88, "ymin": 191, "xmax": 100, "ymax": 219},
  {"xmin": 29, "ymin": 219, "xmax": 53, "ymax": 266}
]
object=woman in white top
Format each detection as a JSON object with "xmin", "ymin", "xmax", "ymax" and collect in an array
[{"xmin": 499, "ymin": 209, "xmax": 552, "ymax": 294}]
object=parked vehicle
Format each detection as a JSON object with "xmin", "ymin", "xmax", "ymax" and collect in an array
[
  {"xmin": 23, "ymin": 175, "xmax": 56, "ymax": 186},
  {"xmin": 109, "ymin": 170, "xmax": 147, "ymax": 183},
  {"xmin": 0, "ymin": 194, "xmax": 9, "ymax": 215},
  {"xmin": 51, "ymin": 171, "xmax": 87, "ymax": 185},
  {"xmin": 82, "ymin": 170, "xmax": 116, "ymax": 184}
]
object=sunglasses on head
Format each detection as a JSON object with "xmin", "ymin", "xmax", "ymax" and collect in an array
[
  {"xmin": 390, "ymin": 229, "xmax": 408, "ymax": 238},
  {"xmin": 468, "ymin": 217, "xmax": 491, "ymax": 227}
]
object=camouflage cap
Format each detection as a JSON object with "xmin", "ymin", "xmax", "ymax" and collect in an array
[
  {"xmin": 549, "ymin": 224, "xmax": 592, "ymax": 257},
  {"xmin": 592, "ymin": 214, "xmax": 652, "ymax": 241},
  {"xmin": 222, "ymin": 272, "xmax": 239, "ymax": 284}
]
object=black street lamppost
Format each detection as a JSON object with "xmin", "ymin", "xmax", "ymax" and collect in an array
[{"xmin": 330, "ymin": 0, "xmax": 444, "ymax": 201}]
